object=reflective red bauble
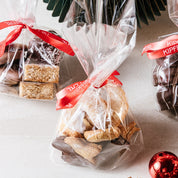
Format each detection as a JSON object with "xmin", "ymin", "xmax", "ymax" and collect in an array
[{"xmin": 149, "ymin": 151, "xmax": 178, "ymax": 178}]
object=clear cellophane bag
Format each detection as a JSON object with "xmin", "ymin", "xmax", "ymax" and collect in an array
[
  {"xmin": 51, "ymin": 0, "xmax": 143, "ymax": 169},
  {"xmin": 0, "ymin": 0, "xmax": 74, "ymax": 100}
]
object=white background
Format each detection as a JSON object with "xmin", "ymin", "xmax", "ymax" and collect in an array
[{"xmin": 0, "ymin": 1, "xmax": 178, "ymax": 178}]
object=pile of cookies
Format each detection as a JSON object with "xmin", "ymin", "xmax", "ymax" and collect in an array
[
  {"xmin": 153, "ymin": 53, "xmax": 178, "ymax": 116},
  {"xmin": 52, "ymin": 83, "xmax": 141, "ymax": 167},
  {"xmin": 0, "ymin": 31, "xmax": 63, "ymax": 100}
]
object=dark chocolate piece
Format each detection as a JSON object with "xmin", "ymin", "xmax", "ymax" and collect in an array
[
  {"xmin": 157, "ymin": 87, "xmax": 173, "ymax": 111},
  {"xmin": 156, "ymin": 85, "xmax": 178, "ymax": 115},
  {"xmin": 52, "ymin": 136, "xmax": 92, "ymax": 166},
  {"xmin": 61, "ymin": 152, "xmax": 91, "ymax": 167},
  {"xmin": 156, "ymin": 53, "xmax": 178, "ymax": 67},
  {"xmin": 52, "ymin": 136, "xmax": 75, "ymax": 154},
  {"xmin": 153, "ymin": 65, "xmax": 177, "ymax": 86},
  {"xmin": 0, "ymin": 67, "xmax": 19, "ymax": 86},
  {"xmin": 61, "ymin": 152, "xmax": 83, "ymax": 166},
  {"xmin": 27, "ymin": 31, "xmax": 63, "ymax": 65},
  {"xmin": 172, "ymin": 68, "xmax": 178, "ymax": 85},
  {"xmin": 0, "ymin": 43, "xmax": 27, "ymax": 65},
  {"xmin": 111, "ymin": 136, "xmax": 128, "ymax": 145},
  {"xmin": 154, "ymin": 52, "xmax": 178, "ymax": 116}
]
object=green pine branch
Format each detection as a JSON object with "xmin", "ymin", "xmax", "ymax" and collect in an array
[{"xmin": 43, "ymin": 0, "xmax": 167, "ymax": 28}]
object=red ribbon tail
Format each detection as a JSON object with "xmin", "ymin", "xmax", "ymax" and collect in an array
[
  {"xmin": 56, "ymin": 94, "xmax": 82, "ymax": 110},
  {"xmin": 0, "ymin": 41, "xmax": 6, "ymax": 57},
  {"xmin": 56, "ymin": 70, "xmax": 123, "ymax": 110},
  {"xmin": 0, "ymin": 26, "xmax": 23, "ymax": 57},
  {"xmin": 56, "ymin": 80, "xmax": 91, "ymax": 110},
  {"xmin": 99, "ymin": 70, "xmax": 122, "ymax": 88},
  {"xmin": 0, "ymin": 20, "xmax": 75, "ymax": 58},
  {"xmin": 27, "ymin": 26, "xmax": 75, "ymax": 56},
  {"xmin": 143, "ymin": 35, "xmax": 178, "ymax": 59},
  {"xmin": 108, "ymin": 75, "xmax": 123, "ymax": 86},
  {"xmin": 111, "ymin": 70, "xmax": 120, "ymax": 76}
]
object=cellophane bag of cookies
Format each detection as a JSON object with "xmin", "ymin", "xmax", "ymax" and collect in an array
[
  {"xmin": 0, "ymin": 0, "xmax": 74, "ymax": 100},
  {"xmin": 142, "ymin": 1, "xmax": 178, "ymax": 119},
  {"xmin": 50, "ymin": 0, "xmax": 143, "ymax": 169}
]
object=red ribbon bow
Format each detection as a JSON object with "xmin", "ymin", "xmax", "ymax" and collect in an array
[
  {"xmin": 142, "ymin": 35, "xmax": 178, "ymax": 59},
  {"xmin": 56, "ymin": 70, "xmax": 122, "ymax": 110},
  {"xmin": 0, "ymin": 20, "xmax": 75, "ymax": 57}
]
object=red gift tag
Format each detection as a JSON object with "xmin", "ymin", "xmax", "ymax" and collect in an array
[{"xmin": 142, "ymin": 35, "xmax": 178, "ymax": 59}]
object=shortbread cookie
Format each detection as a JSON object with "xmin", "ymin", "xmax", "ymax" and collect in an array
[
  {"xmin": 24, "ymin": 64, "xmax": 59, "ymax": 83},
  {"xmin": 106, "ymin": 84, "xmax": 129, "ymax": 123},
  {"xmin": 59, "ymin": 107, "xmax": 92, "ymax": 135},
  {"xmin": 80, "ymin": 84, "xmax": 128, "ymax": 129},
  {"xmin": 126, "ymin": 126, "xmax": 140, "ymax": 141},
  {"xmin": 84, "ymin": 127, "xmax": 120, "ymax": 143},
  {"xmin": 80, "ymin": 94, "xmax": 108, "ymax": 129},
  {"xmin": 110, "ymin": 111, "xmax": 122, "ymax": 127},
  {"xmin": 63, "ymin": 128, "xmax": 83, "ymax": 138},
  {"xmin": 59, "ymin": 118, "xmax": 90, "ymax": 137},
  {"xmin": 83, "ymin": 118, "xmax": 93, "ymax": 131},
  {"xmin": 64, "ymin": 137, "xmax": 102, "ymax": 164},
  {"xmin": 19, "ymin": 82, "xmax": 54, "ymax": 99},
  {"xmin": 118, "ymin": 121, "xmax": 140, "ymax": 141},
  {"xmin": 117, "ymin": 124, "xmax": 127, "ymax": 140}
]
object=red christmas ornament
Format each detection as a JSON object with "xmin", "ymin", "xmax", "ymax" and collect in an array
[{"xmin": 149, "ymin": 151, "xmax": 178, "ymax": 178}]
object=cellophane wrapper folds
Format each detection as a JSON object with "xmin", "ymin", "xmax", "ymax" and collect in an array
[
  {"xmin": 0, "ymin": 0, "xmax": 73, "ymax": 100},
  {"xmin": 52, "ymin": 0, "xmax": 143, "ymax": 169},
  {"xmin": 152, "ymin": 52, "xmax": 178, "ymax": 118},
  {"xmin": 168, "ymin": 0, "xmax": 178, "ymax": 27}
]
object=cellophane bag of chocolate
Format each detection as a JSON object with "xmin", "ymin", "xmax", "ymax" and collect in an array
[
  {"xmin": 0, "ymin": 0, "xmax": 74, "ymax": 100},
  {"xmin": 51, "ymin": 0, "xmax": 143, "ymax": 169},
  {"xmin": 142, "ymin": 1, "xmax": 178, "ymax": 119}
]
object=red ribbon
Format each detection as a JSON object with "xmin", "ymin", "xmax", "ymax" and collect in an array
[
  {"xmin": 142, "ymin": 35, "xmax": 178, "ymax": 59},
  {"xmin": 0, "ymin": 20, "xmax": 75, "ymax": 57},
  {"xmin": 56, "ymin": 70, "xmax": 122, "ymax": 110}
]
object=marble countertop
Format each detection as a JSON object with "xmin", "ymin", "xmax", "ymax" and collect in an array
[{"xmin": 0, "ymin": 1, "xmax": 178, "ymax": 178}]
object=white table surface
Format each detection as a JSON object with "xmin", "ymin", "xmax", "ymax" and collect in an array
[{"xmin": 0, "ymin": 1, "xmax": 178, "ymax": 178}]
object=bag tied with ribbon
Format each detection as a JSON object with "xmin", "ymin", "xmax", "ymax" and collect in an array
[
  {"xmin": 142, "ymin": 0, "xmax": 178, "ymax": 118},
  {"xmin": 0, "ymin": 0, "xmax": 74, "ymax": 100},
  {"xmin": 51, "ymin": 0, "xmax": 143, "ymax": 170}
]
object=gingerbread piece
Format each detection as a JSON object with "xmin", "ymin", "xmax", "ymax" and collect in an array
[{"xmin": 106, "ymin": 83, "xmax": 129, "ymax": 123}]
